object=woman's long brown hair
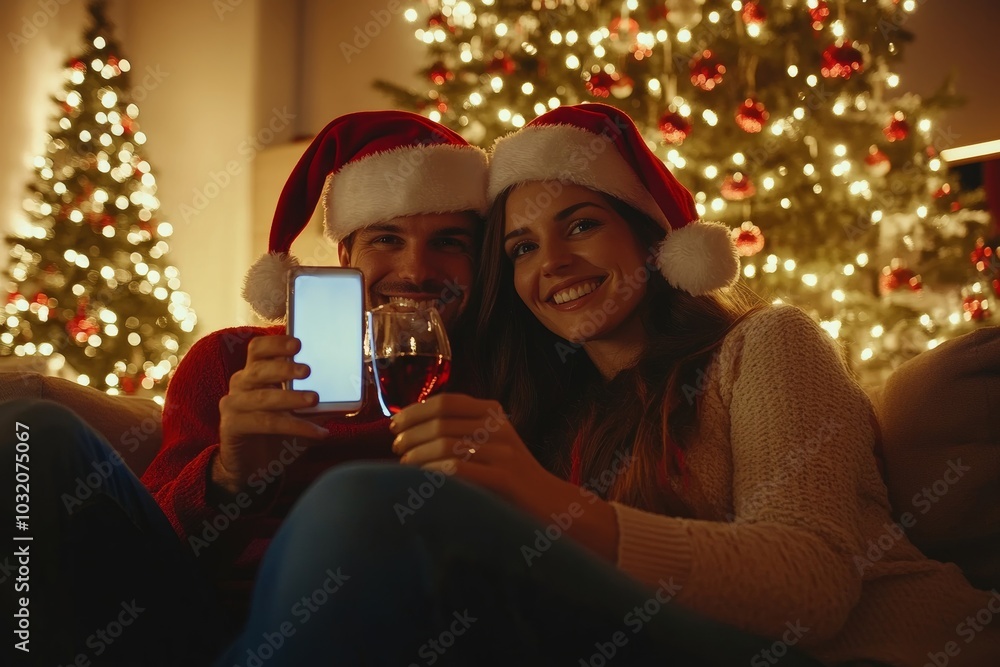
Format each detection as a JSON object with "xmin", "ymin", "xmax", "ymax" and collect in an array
[{"xmin": 469, "ymin": 186, "xmax": 765, "ymax": 515}]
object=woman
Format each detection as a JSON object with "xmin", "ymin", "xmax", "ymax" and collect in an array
[{"xmin": 389, "ymin": 105, "xmax": 1000, "ymax": 665}]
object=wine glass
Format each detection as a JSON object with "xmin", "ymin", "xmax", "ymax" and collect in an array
[{"xmin": 367, "ymin": 301, "xmax": 452, "ymax": 416}]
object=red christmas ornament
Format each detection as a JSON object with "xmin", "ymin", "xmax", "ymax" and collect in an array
[
  {"xmin": 971, "ymin": 238, "xmax": 995, "ymax": 271},
  {"xmin": 67, "ymin": 310, "xmax": 100, "ymax": 341},
  {"xmin": 809, "ymin": 1, "xmax": 830, "ymax": 30},
  {"xmin": 33, "ymin": 293, "xmax": 48, "ymax": 305},
  {"xmin": 883, "ymin": 112, "xmax": 910, "ymax": 142},
  {"xmin": 864, "ymin": 147, "xmax": 891, "ymax": 177},
  {"xmin": 7, "ymin": 291, "xmax": 22, "ymax": 304},
  {"xmin": 610, "ymin": 74, "xmax": 635, "ymax": 99},
  {"xmin": 585, "ymin": 71, "xmax": 615, "ymax": 98},
  {"xmin": 609, "ymin": 16, "xmax": 641, "ymax": 42},
  {"xmin": 735, "ymin": 98, "xmax": 769, "ymax": 133},
  {"xmin": 963, "ymin": 296, "xmax": 990, "ymax": 321},
  {"xmin": 658, "ymin": 111, "xmax": 692, "ymax": 144},
  {"xmin": 732, "ymin": 221, "xmax": 765, "ymax": 257},
  {"xmin": 68, "ymin": 58, "xmax": 85, "ymax": 71},
  {"xmin": 721, "ymin": 173, "xmax": 756, "ymax": 201},
  {"xmin": 821, "ymin": 42, "xmax": 864, "ymax": 79},
  {"xmin": 631, "ymin": 41, "xmax": 654, "ymax": 60},
  {"xmin": 120, "ymin": 375, "xmax": 136, "ymax": 395},
  {"xmin": 993, "ymin": 279, "xmax": 1000, "ymax": 298},
  {"xmin": 427, "ymin": 11, "xmax": 454, "ymax": 32},
  {"xmin": 934, "ymin": 183, "xmax": 952, "ymax": 198},
  {"xmin": 742, "ymin": 1, "xmax": 767, "ymax": 28},
  {"xmin": 120, "ymin": 115, "xmax": 134, "ymax": 134},
  {"xmin": 428, "ymin": 61, "xmax": 453, "ymax": 86},
  {"xmin": 690, "ymin": 51, "xmax": 726, "ymax": 91},
  {"xmin": 416, "ymin": 98, "xmax": 448, "ymax": 116},
  {"xmin": 486, "ymin": 53, "xmax": 515, "ymax": 76},
  {"xmin": 879, "ymin": 263, "xmax": 922, "ymax": 295}
]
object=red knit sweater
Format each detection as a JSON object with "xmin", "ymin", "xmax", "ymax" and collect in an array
[{"xmin": 139, "ymin": 325, "xmax": 396, "ymax": 622}]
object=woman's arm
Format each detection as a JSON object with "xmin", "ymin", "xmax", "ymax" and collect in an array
[{"xmin": 611, "ymin": 306, "xmax": 873, "ymax": 646}]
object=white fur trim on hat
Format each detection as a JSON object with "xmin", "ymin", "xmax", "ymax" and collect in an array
[
  {"xmin": 242, "ymin": 251, "xmax": 300, "ymax": 321},
  {"xmin": 323, "ymin": 143, "xmax": 488, "ymax": 242},
  {"xmin": 488, "ymin": 124, "xmax": 669, "ymax": 227},
  {"xmin": 655, "ymin": 221, "xmax": 740, "ymax": 296}
]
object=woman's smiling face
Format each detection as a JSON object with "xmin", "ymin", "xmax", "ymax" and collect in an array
[{"xmin": 502, "ymin": 182, "xmax": 651, "ymax": 343}]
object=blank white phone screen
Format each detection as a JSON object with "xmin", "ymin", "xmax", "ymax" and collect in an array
[{"xmin": 292, "ymin": 273, "xmax": 363, "ymax": 403}]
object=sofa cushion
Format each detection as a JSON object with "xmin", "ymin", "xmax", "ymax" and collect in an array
[
  {"xmin": 873, "ymin": 326, "xmax": 1000, "ymax": 591},
  {"xmin": 0, "ymin": 371, "xmax": 162, "ymax": 476}
]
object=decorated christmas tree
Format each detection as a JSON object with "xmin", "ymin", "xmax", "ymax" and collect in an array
[
  {"xmin": 1, "ymin": 0, "xmax": 197, "ymax": 398},
  {"xmin": 377, "ymin": 0, "xmax": 998, "ymax": 383}
]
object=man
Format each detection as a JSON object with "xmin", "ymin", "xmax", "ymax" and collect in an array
[
  {"xmin": 142, "ymin": 109, "xmax": 488, "ymax": 623},
  {"xmin": 0, "ymin": 110, "xmax": 488, "ymax": 666}
]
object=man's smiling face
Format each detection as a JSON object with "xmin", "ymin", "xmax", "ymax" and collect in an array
[{"xmin": 339, "ymin": 212, "xmax": 479, "ymax": 329}]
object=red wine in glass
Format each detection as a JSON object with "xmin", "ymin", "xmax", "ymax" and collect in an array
[
  {"xmin": 368, "ymin": 302, "xmax": 453, "ymax": 416},
  {"xmin": 373, "ymin": 353, "xmax": 451, "ymax": 414}
]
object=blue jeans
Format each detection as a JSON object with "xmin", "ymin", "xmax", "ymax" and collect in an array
[
  {"xmin": 217, "ymin": 463, "xmax": 824, "ymax": 666},
  {"xmin": 0, "ymin": 399, "xmax": 230, "ymax": 666}
]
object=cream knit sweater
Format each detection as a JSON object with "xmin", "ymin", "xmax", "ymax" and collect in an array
[{"xmin": 609, "ymin": 305, "xmax": 1000, "ymax": 666}]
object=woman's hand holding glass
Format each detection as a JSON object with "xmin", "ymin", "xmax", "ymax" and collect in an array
[
  {"xmin": 389, "ymin": 393, "xmax": 620, "ymax": 562},
  {"xmin": 390, "ymin": 393, "xmax": 549, "ymax": 506}
]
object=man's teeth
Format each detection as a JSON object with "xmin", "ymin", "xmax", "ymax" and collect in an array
[
  {"xmin": 552, "ymin": 280, "xmax": 601, "ymax": 305},
  {"xmin": 389, "ymin": 296, "xmax": 440, "ymax": 311}
]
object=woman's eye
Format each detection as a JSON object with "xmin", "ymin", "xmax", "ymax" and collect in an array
[
  {"xmin": 510, "ymin": 241, "xmax": 536, "ymax": 258},
  {"xmin": 569, "ymin": 219, "xmax": 600, "ymax": 235}
]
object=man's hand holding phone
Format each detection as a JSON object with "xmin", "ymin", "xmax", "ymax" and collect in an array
[{"xmin": 214, "ymin": 335, "xmax": 331, "ymax": 495}]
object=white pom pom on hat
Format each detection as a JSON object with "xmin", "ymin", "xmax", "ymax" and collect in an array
[
  {"xmin": 488, "ymin": 103, "xmax": 739, "ymax": 296},
  {"xmin": 242, "ymin": 110, "xmax": 489, "ymax": 321}
]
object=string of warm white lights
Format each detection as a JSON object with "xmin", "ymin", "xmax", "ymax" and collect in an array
[{"xmin": 378, "ymin": 0, "xmax": 996, "ymax": 383}]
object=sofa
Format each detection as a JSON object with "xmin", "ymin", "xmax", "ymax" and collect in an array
[
  {"xmin": 0, "ymin": 370, "xmax": 163, "ymax": 477},
  {"xmin": 868, "ymin": 326, "xmax": 1000, "ymax": 592},
  {"xmin": 3, "ymin": 324, "xmax": 998, "ymax": 591}
]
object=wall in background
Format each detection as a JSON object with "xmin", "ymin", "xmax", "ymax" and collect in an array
[
  {"xmin": 298, "ymin": 0, "xmax": 424, "ymax": 133},
  {"xmin": 0, "ymin": 0, "xmax": 996, "ymax": 336},
  {"xmin": 895, "ymin": 0, "xmax": 1000, "ymax": 149}
]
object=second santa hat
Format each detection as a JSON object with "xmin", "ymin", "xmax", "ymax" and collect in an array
[
  {"xmin": 488, "ymin": 103, "xmax": 739, "ymax": 296},
  {"xmin": 243, "ymin": 110, "xmax": 489, "ymax": 321}
]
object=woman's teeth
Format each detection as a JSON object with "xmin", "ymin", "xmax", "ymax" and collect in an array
[{"xmin": 552, "ymin": 280, "xmax": 602, "ymax": 305}]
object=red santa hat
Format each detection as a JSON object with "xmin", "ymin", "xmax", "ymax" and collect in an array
[
  {"xmin": 243, "ymin": 110, "xmax": 489, "ymax": 320},
  {"xmin": 488, "ymin": 103, "xmax": 739, "ymax": 296}
]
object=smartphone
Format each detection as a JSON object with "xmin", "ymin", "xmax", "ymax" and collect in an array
[{"xmin": 286, "ymin": 266, "xmax": 365, "ymax": 413}]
